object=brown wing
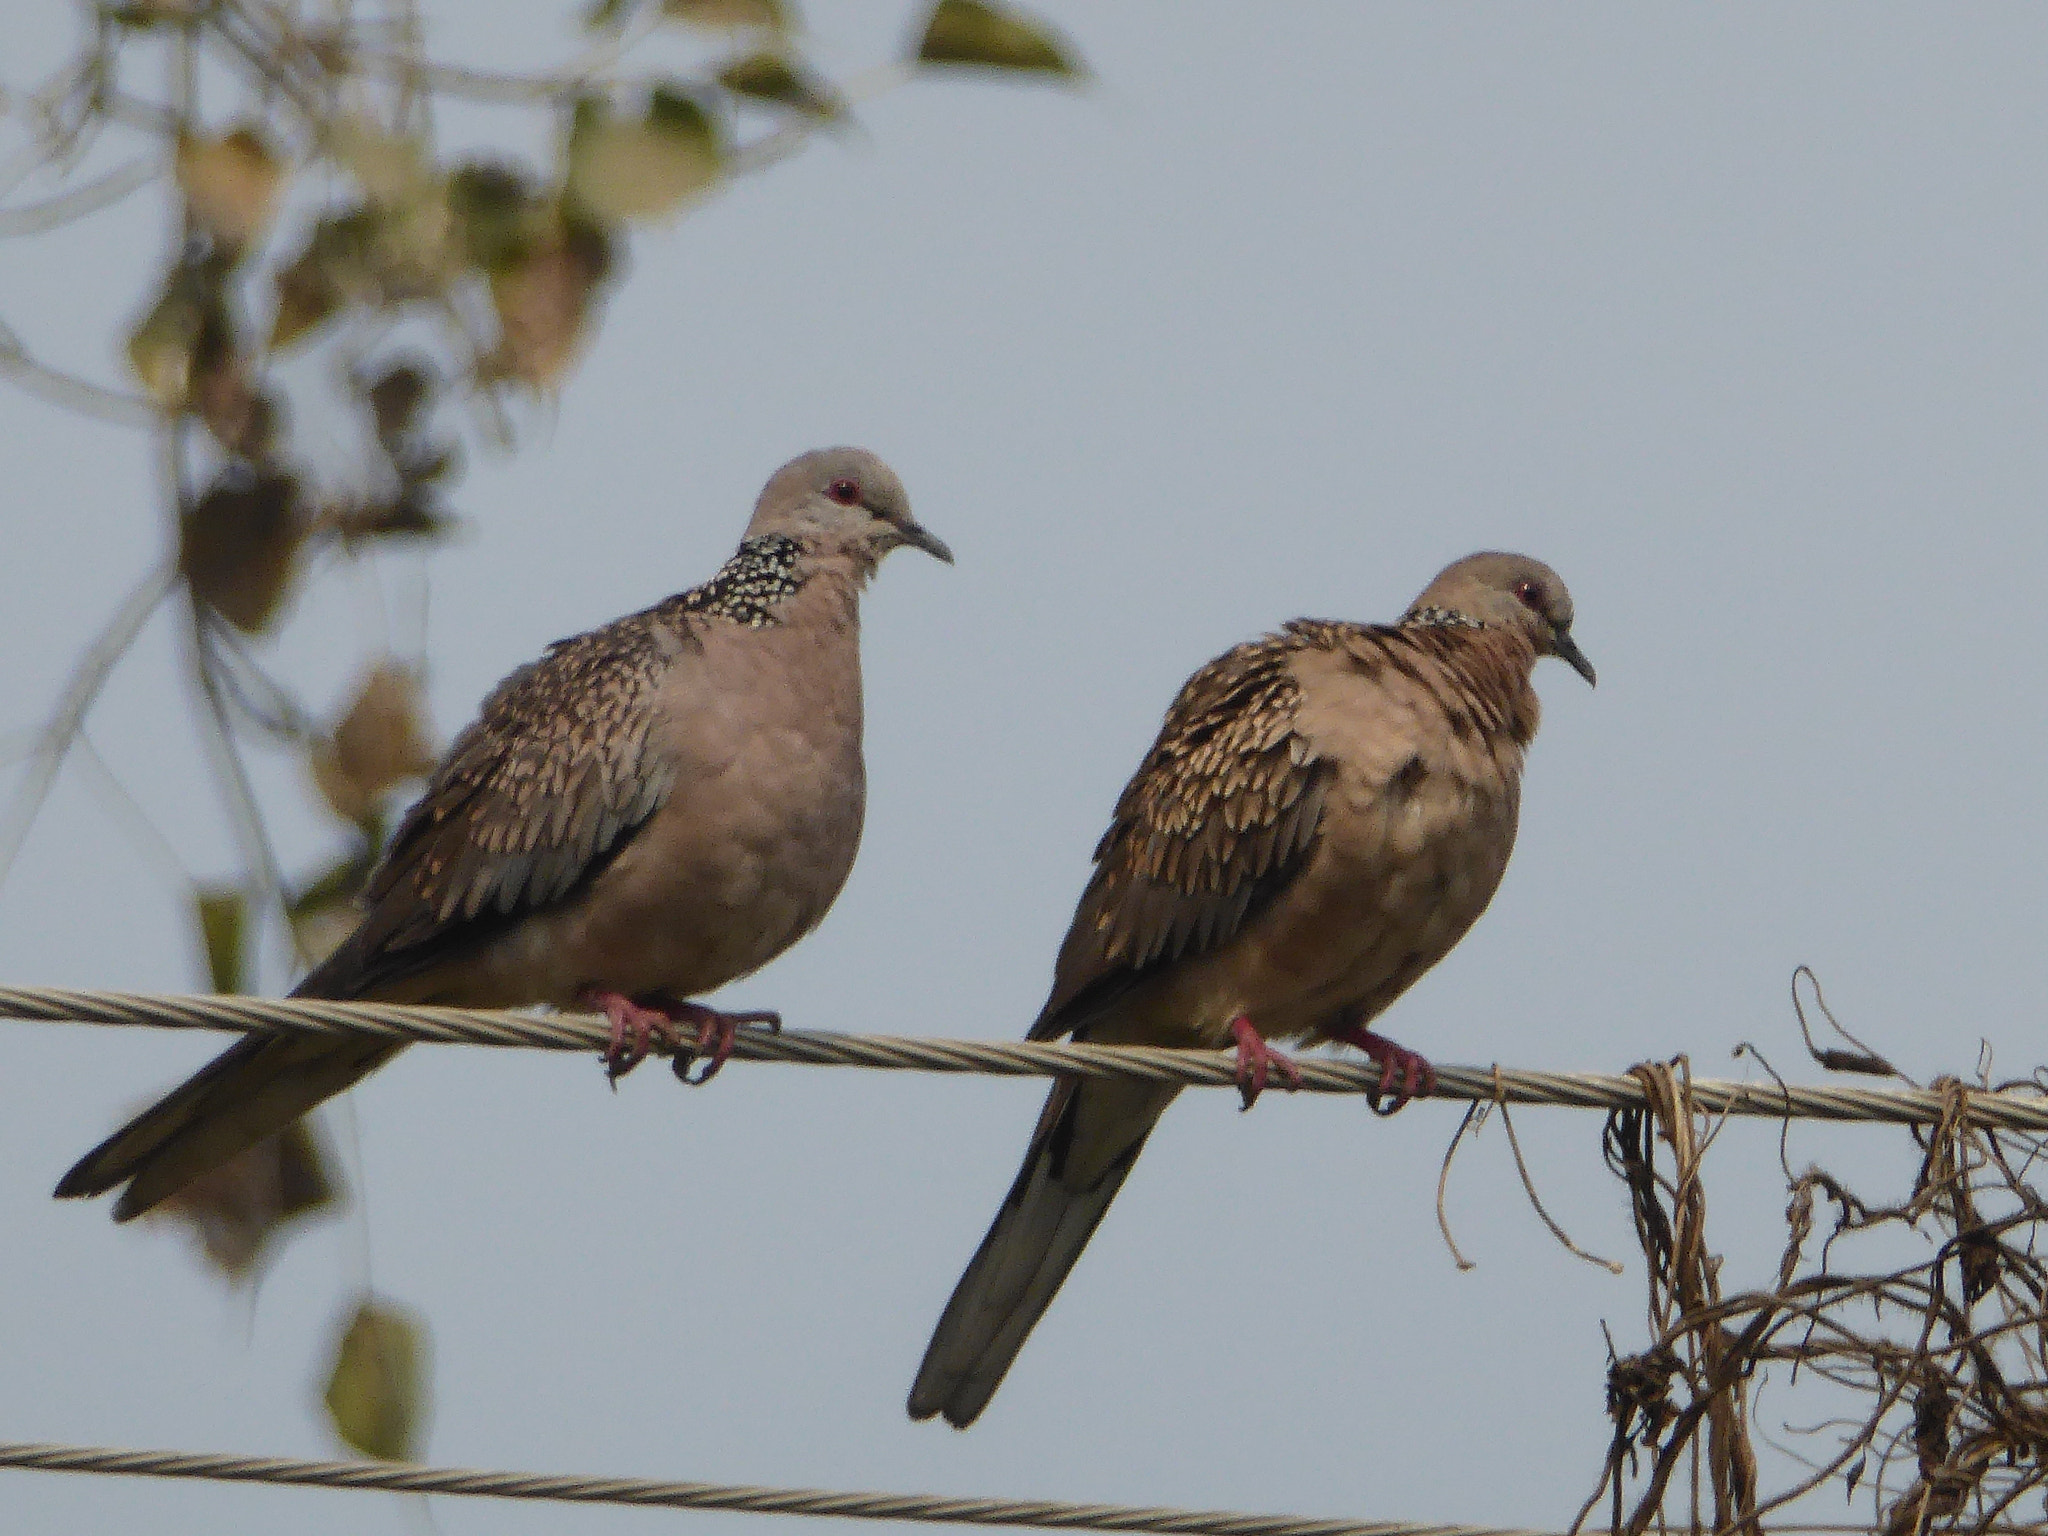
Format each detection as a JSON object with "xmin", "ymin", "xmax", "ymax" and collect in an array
[
  {"xmin": 296, "ymin": 603, "xmax": 690, "ymax": 1001},
  {"xmin": 1030, "ymin": 627, "xmax": 1332, "ymax": 1039}
]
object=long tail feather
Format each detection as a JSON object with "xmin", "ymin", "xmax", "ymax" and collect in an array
[
  {"xmin": 53, "ymin": 946, "xmax": 402, "ymax": 1221},
  {"xmin": 53, "ymin": 1031, "xmax": 399, "ymax": 1220},
  {"xmin": 908, "ymin": 1076, "xmax": 1178, "ymax": 1428}
]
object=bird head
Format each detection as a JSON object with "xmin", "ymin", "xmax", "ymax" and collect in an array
[
  {"xmin": 747, "ymin": 447, "xmax": 953, "ymax": 569},
  {"xmin": 1406, "ymin": 551, "xmax": 1595, "ymax": 685}
]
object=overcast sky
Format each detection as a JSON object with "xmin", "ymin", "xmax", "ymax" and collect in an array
[{"xmin": 4, "ymin": 4, "xmax": 2046, "ymax": 1534}]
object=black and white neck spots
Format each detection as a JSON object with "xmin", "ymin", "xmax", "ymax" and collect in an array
[
  {"xmin": 679, "ymin": 535, "xmax": 806, "ymax": 628},
  {"xmin": 1401, "ymin": 604, "xmax": 1486, "ymax": 631}
]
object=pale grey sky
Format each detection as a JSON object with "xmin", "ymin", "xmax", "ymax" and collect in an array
[{"xmin": 3, "ymin": 4, "xmax": 2045, "ymax": 1533}]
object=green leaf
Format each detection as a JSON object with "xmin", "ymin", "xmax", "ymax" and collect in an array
[
  {"xmin": 323, "ymin": 1296, "xmax": 430, "ymax": 1461},
  {"xmin": 194, "ymin": 887, "xmax": 245, "ymax": 995},
  {"xmin": 717, "ymin": 51, "xmax": 845, "ymax": 118},
  {"xmin": 915, "ymin": 0, "xmax": 1081, "ymax": 76},
  {"xmin": 447, "ymin": 161, "xmax": 542, "ymax": 273}
]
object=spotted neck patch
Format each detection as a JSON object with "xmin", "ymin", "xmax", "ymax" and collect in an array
[
  {"xmin": 1401, "ymin": 604, "xmax": 1485, "ymax": 630},
  {"xmin": 677, "ymin": 534, "xmax": 805, "ymax": 628}
]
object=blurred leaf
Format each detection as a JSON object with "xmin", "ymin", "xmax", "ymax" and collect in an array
[
  {"xmin": 447, "ymin": 161, "xmax": 543, "ymax": 273},
  {"xmin": 270, "ymin": 201, "xmax": 457, "ymax": 348},
  {"xmin": 270, "ymin": 244, "xmax": 344, "ymax": 350},
  {"xmin": 288, "ymin": 824, "xmax": 382, "ymax": 920},
  {"xmin": 584, "ymin": 0, "xmax": 638, "ymax": 28},
  {"xmin": 176, "ymin": 125, "xmax": 286, "ymax": 254},
  {"xmin": 180, "ymin": 468, "xmax": 304, "ymax": 633},
  {"xmin": 310, "ymin": 662, "xmax": 436, "ymax": 825},
  {"xmin": 125, "ymin": 255, "xmax": 231, "ymax": 406},
  {"xmin": 105, "ymin": 0, "xmax": 204, "ymax": 25},
  {"xmin": 566, "ymin": 91, "xmax": 723, "ymax": 223},
  {"xmin": 397, "ymin": 439, "xmax": 461, "ymax": 486},
  {"xmin": 194, "ymin": 886, "xmax": 246, "ymax": 994},
  {"xmin": 718, "ymin": 51, "xmax": 845, "ymax": 118},
  {"xmin": 331, "ymin": 116, "xmax": 436, "ymax": 207},
  {"xmin": 268, "ymin": 211, "xmax": 381, "ymax": 349},
  {"xmin": 663, "ymin": 0, "xmax": 790, "ymax": 31},
  {"xmin": 915, "ymin": 0, "xmax": 1080, "ymax": 76},
  {"xmin": 287, "ymin": 828, "xmax": 379, "ymax": 964},
  {"xmin": 487, "ymin": 218, "xmax": 614, "ymax": 387},
  {"xmin": 192, "ymin": 351, "xmax": 280, "ymax": 460},
  {"xmin": 363, "ymin": 361, "xmax": 433, "ymax": 449},
  {"xmin": 149, "ymin": 1119, "xmax": 340, "ymax": 1281},
  {"xmin": 324, "ymin": 1296, "xmax": 429, "ymax": 1461},
  {"xmin": 331, "ymin": 493, "xmax": 459, "ymax": 544}
]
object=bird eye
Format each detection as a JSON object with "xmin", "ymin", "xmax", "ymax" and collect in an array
[
  {"xmin": 826, "ymin": 478, "xmax": 861, "ymax": 506},
  {"xmin": 1513, "ymin": 579, "xmax": 1544, "ymax": 609}
]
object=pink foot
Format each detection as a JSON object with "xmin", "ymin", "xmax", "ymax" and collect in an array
[
  {"xmin": 667, "ymin": 1002, "xmax": 782, "ymax": 1087},
  {"xmin": 1328, "ymin": 1023, "xmax": 1435, "ymax": 1113},
  {"xmin": 580, "ymin": 991, "xmax": 782, "ymax": 1086},
  {"xmin": 584, "ymin": 989, "xmax": 685, "ymax": 1085},
  {"xmin": 1229, "ymin": 1015, "xmax": 1303, "ymax": 1111}
]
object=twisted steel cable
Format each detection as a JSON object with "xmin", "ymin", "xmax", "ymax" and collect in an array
[
  {"xmin": 0, "ymin": 1438, "xmax": 1542, "ymax": 1536},
  {"xmin": 2, "ymin": 983, "xmax": 2044, "ymax": 1130}
]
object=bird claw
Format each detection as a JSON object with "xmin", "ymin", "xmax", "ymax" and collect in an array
[
  {"xmin": 583, "ymin": 993, "xmax": 780, "ymax": 1087},
  {"xmin": 1330, "ymin": 1024, "xmax": 1435, "ymax": 1114},
  {"xmin": 587, "ymin": 991, "xmax": 686, "ymax": 1086},
  {"xmin": 672, "ymin": 1006, "xmax": 781, "ymax": 1087},
  {"xmin": 1229, "ymin": 1016, "xmax": 1303, "ymax": 1111}
]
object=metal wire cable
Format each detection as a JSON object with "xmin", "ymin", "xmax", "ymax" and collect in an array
[
  {"xmin": 0, "ymin": 1438, "xmax": 1541, "ymax": 1536},
  {"xmin": 5, "ymin": 983, "xmax": 2046, "ymax": 1130}
]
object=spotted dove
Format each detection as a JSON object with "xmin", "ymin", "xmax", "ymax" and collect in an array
[
  {"xmin": 908, "ymin": 551, "xmax": 1593, "ymax": 1428},
  {"xmin": 58, "ymin": 447, "xmax": 950, "ymax": 1221}
]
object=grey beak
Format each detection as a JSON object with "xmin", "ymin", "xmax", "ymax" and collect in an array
[
  {"xmin": 896, "ymin": 518, "xmax": 954, "ymax": 565},
  {"xmin": 1553, "ymin": 629, "xmax": 1596, "ymax": 687}
]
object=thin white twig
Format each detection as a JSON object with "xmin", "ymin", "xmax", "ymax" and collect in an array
[{"xmin": 0, "ymin": 560, "xmax": 177, "ymax": 891}]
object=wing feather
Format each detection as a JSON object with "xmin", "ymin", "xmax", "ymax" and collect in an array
[
  {"xmin": 298, "ymin": 603, "xmax": 691, "ymax": 1001},
  {"xmin": 1031, "ymin": 628, "xmax": 1333, "ymax": 1038}
]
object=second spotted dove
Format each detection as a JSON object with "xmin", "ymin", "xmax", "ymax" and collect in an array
[
  {"xmin": 58, "ymin": 446, "xmax": 951, "ymax": 1221},
  {"xmin": 908, "ymin": 551, "xmax": 1593, "ymax": 1428}
]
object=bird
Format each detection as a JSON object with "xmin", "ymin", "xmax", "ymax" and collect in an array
[
  {"xmin": 908, "ymin": 550, "xmax": 1593, "ymax": 1429},
  {"xmin": 58, "ymin": 446, "xmax": 951, "ymax": 1222}
]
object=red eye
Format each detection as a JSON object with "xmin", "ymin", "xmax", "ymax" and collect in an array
[
  {"xmin": 1513, "ymin": 580, "xmax": 1544, "ymax": 609},
  {"xmin": 826, "ymin": 478, "xmax": 861, "ymax": 506}
]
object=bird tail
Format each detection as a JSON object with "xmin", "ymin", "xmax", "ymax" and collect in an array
[
  {"xmin": 908, "ymin": 1075, "xmax": 1179, "ymax": 1428},
  {"xmin": 53, "ymin": 957, "xmax": 400, "ymax": 1221}
]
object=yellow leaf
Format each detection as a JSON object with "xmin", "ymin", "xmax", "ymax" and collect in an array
[
  {"xmin": 566, "ymin": 92, "xmax": 722, "ymax": 223},
  {"xmin": 915, "ymin": 0, "xmax": 1082, "ymax": 76},
  {"xmin": 663, "ymin": 0, "xmax": 790, "ymax": 31},
  {"xmin": 310, "ymin": 662, "xmax": 436, "ymax": 824},
  {"xmin": 176, "ymin": 126, "xmax": 286, "ymax": 252},
  {"xmin": 323, "ymin": 1297, "xmax": 430, "ymax": 1461},
  {"xmin": 331, "ymin": 116, "xmax": 435, "ymax": 207}
]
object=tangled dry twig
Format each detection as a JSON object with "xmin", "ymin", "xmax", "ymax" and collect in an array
[{"xmin": 1573, "ymin": 974, "xmax": 2048, "ymax": 1536}]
